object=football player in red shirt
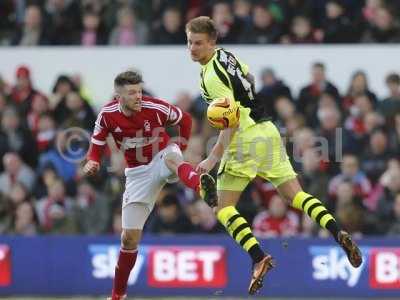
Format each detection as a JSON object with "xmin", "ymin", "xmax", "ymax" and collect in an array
[{"xmin": 83, "ymin": 70, "xmax": 216, "ymax": 300}]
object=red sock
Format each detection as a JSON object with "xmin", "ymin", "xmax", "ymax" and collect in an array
[
  {"xmin": 112, "ymin": 248, "xmax": 138, "ymax": 299},
  {"xmin": 177, "ymin": 162, "xmax": 200, "ymax": 193}
]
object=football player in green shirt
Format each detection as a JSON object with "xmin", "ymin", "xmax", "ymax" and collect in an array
[{"xmin": 186, "ymin": 16, "xmax": 362, "ymax": 295}]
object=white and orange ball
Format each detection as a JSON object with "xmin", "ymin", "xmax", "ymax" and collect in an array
[{"xmin": 207, "ymin": 97, "xmax": 240, "ymax": 129}]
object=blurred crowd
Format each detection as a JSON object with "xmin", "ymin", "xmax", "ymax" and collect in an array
[
  {"xmin": 1, "ymin": 0, "xmax": 400, "ymax": 46},
  {"xmin": 0, "ymin": 60, "xmax": 399, "ymax": 238}
]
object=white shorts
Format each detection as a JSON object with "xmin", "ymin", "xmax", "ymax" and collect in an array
[{"xmin": 122, "ymin": 143, "xmax": 182, "ymax": 212}]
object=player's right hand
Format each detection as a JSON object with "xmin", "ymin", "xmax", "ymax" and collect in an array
[
  {"xmin": 83, "ymin": 160, "xmax": 100, "ymax": 176},
  {"xmin": 196, "ymin": 157, "xmax": 217, "ymax": 174}
]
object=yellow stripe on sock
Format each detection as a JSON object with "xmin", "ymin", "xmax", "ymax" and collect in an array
[
  {"xmin": 292, "ymin": 191, "xmax": 310, "ymax": 210},
  {"xmin": 235, "ymin": 226, "xmax": 252, "ymax": 242},
  {"xmin": 243, "ymin": 237, "xmax": 258, "ymax": 251},
  {"xmin": 303, "ymin": 198, "xmax": 321, "ymax": 214},
  {"xmin": 217, "ymin": 206, "xmax": 238, "ymax": 226},
  {"xmin": 229, "ymin": 217, "xmax": 247, "ymax": 235},
  {"xmin": 320, "ymin": 213, "xmax": 335, "ymax": 228},
  {"xmin": 310, "ymin": 206, "xmax": 326, "ymax": 221}
]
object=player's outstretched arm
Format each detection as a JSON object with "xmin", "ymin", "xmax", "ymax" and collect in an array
[{"xmin": 196, "ymin": 127, "xmax": 236, "ymax": 173}]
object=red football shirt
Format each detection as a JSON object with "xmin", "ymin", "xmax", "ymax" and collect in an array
[{"xmin": 88, "ymin": 95, "xmax": 184, "ymax": 167}]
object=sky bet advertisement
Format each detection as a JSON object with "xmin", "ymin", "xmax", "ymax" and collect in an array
[{"xmin": 0, "ymin": 236, "xmax": 399, "ymax": 297}]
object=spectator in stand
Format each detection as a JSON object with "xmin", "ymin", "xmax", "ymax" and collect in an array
[
  {"xmin": 298, "ymin": 148, "xmax": 329, "ymax": 207},
  {"xmin": 291, "ymin": 127, "xmax": 316, "ymax": 171},
  {"xmin": 253, "ymin": 194, "xmax": 300, "ymax": 237},
  {"xmin": 375, "ymin": 163, "xmax": 400, "ymax": 232},
  {"xmin": 12, "ymin": 200, "xmax": 39, "ymax": 235},
  {"xmin": 386, "ymin": 193, "xmax": 400, "ymax": 236},
  {"xmin": 111, "ymin": 207, "xmax": 122, "ymax": 235},
  {"xmin": 362, "ymin": 6, "xmax": 400, "ymax": 43},
  {"xmin": 388, "ymin": 113, "xmax": 400, "ymax": 156},
  {"xmin": 0, "ymin": 106, "xmax": 38, "ymax": 169},
  {"xmin": 0, "ymin": 75, "xmax": 12, "ymax": 101},
  {"xmin": 274, "ymin": 96, "xmax": 296, "ymax": 130},
  {"xmin": 316, "ymin": 106, "xmax": 344, "ymax": 175},
  {"xmin": 10, "ymin": 65, "xmax": 42, "ymax": 117},
  {"xmin": 35, "ymin": 179, "xmax": 78, "ymax": 234},
  {"xmin": 35, "ymin": 114, "xmax": 56, "ymax": 153},
  {"xmin": 343, "ymin": 70, "xmax": 378, "ymax": 112},
  {"xmin": 75, "ymin": 180, "xmax": 110, "ymax": 234},
  {"xmin": 55, "ymin": 91, "xmax": 96, "ymax": 131},
  {"xmin": 281, "ymin": 15, "xmax": 318, "ymax": 44},
  {"xmin": 33, "ymin": 164, "xmax": 58, "ymax": 200},
  {"xmin": 150, "ymin": 6, "xmax": 186, "ymax": 44},
  {"xmin": 37, "ymin": 130, "xmax": 79, "ymax": 184},
  {"xmin": 320, "ymin": 0, "xmax": 356, "ymax": 43},
  {"xmin": 297, "ymin": 62, "xmax": 340, "ymax": 126},
  {"xmin": 361, "ymin": 128, "xmax": 392, "ymax": 184},
  {"xmin": 233, "ymin": 0, "xmax": 253, "ymax": 25},
  {"xmin": 45, "ymin": 0, "xmax": 82, "ymax": 45},
  {"xmin": 27, "ymin": 93, "xmax": 50, "ymax": 135},
  {"xmin": 240, "ymin": 3, "xmax": 283, "ymax": 44},
  {"xmin": 0, "ymin": 0, "xmax": 15, "ymax": 44},
  {"xmin": 335, "ymin": 181, "xmax": 365, "ymax": 237},
  {"xmin": 79, "ymin": 9, "xmax": 108, "ymax": 46},
  {"xmin": 379, "ymin": 73, "xmax": 400, "ymax": 123},
  {"xmin": 0, "ymin": 152, "xmax": 35, "ymax": 194},
  {"xmin": 11, "ymin": 5, "xmax": 49, "ymax": 46},
  {"xmin": 148, "ymin": 194, "xmax": 195, "ymax": 234},
  {"xmin": 6, "ymin": 181, "xmax": 31, "ymax": 210},
  {"xmin": 256, "ymin": 68, "xmax": 292, "ymax": 120},
  {"xmin": 109, "ymin": 7, "xmax": 148, "ymax": 45},
  {"xmin": 328, "ymin": 154, "xmax": 372, "ymax": 201},
  {"xmin": 50, "ymin": 75, "xmax": 77, "ymax": 108},
  {"xmin": 0, "ymin": 192, "xmax": 12, "ymax": 234},
  {"xmin": 364, "ymin": 111, "xmax": 385, "ymax": 135},
  {"xmin": 186, "ymin": 199, "xmax": 222, "ymax": 233},
  {"xmin": 211, "ymin": 1, "xmax": 242, "ymax": 44},
  {"xmin": 362, "ymin": 0, "xmax": 385, "ymax": 24},
  {"xmin": 344, "ymin": 93, "xmax": 375, "ymax": 148}
]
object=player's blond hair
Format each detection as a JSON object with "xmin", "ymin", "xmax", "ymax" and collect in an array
[{"xmin": 186, "ymin": 16, "xmax": 217, "ymax": 40}]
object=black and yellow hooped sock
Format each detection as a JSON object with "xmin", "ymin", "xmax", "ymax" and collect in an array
[
  {"xmin": 217, "ymin": 206, "xmax": 265, "ymax": 263},
  {"xmin": 293, "ymin": 191, "xmax": 340, "ymax": 241}
]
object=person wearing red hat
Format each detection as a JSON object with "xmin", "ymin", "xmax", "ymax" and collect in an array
[{"xmin": 11, "ymin": 65, "xmax": 41, "ymax": 118}]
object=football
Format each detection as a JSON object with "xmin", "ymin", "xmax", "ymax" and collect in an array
[{"xmin": 207, "ymin": 97, "xmax": 240, "ymax": 129}]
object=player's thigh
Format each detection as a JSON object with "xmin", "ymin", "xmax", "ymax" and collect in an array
[
  {"xmin": 216, "ymin": 129, "xmax": 258, "ymax": 189},
  {"xmin": 256, "ymin": 122, "xmax": 297, "ymax": 188}
]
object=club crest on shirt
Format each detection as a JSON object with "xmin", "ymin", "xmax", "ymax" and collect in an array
[{"xmin": 144, "ymin": 120, "xmax": 151, "ymax": 132}]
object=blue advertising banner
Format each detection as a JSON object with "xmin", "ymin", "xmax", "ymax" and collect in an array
[{"xmin": 0, "ymin": 235, "xmax": 399, "ymax": 298}]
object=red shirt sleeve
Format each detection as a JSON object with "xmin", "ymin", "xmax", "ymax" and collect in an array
[
  {"xmin": 87, "ymin": 111, "xmax": 109, "ymax": 163},
  {"xmin": 169, "ymin": 105, "xmax": 192, "ymax": 151}
]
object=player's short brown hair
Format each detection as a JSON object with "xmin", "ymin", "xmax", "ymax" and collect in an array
[
  {"xmin": 386, "ymin": 73, "xmax": 400, "ymax": 85},
  {"xmin": 186, "ymin": 16, "xmax": 217, "ymax": 40},
  {"xmin": 114, "ymin": 70, "xmax": 143, "ymax": 87}
]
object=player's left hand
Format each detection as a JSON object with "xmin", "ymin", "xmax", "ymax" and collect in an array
[
  {"xmin": 83, "ymin": 160, "xmax": 100, "ymax": 176},
  {"xmin": 196, "ymin": 157, "xmax": 217, "ymax": 174}
]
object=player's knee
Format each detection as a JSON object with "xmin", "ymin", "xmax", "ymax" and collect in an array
[
  {"xmin": 121, "ymin": 231, "xmax": 140, "ymax": 250},
  {"xmin": 164, "ymin": 152, "xmax": 182, "ymax": 170}
]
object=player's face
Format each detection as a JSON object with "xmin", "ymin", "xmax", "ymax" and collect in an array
[
  {"xmin": 186, "ymin": 31, "xmax": 216, "ymax": 64},
  {"xmin": 117, "ymin": 83, "xmax": 143, "ymax": 112}
]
